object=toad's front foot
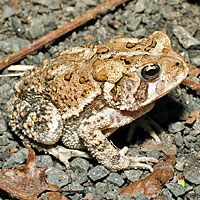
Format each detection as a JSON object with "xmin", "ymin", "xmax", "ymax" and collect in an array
[
  {"xmin": 80, "ymin": 129, "xmax": 158, "ymax": 171},
  {"xmin": 120, "ymin": 155, "xmax": 158, "ymax": 172},
  {"xmin": 108, "ymin": 147, "xmax": 158, "ymax": 172}
]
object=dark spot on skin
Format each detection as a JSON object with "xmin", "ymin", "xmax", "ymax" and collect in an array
[
  {"xmin": 64, "ymin": 72, "xmax": 72, "ymax": 81},
  {"xmin": 126, "ymin": 42, "xmax": 137, "ymax": 48},
  {"xmin": 124, "ymin": 59, "xmax": 131, "ymax": 65},
  {"xmin": 175, "ymin": 62, "xmax": 181, "ymax": 66}
]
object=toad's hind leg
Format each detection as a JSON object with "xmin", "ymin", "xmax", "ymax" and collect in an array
[{"xmin": 6, "ymin": 96, "xmax": 63, "ymax": 145}]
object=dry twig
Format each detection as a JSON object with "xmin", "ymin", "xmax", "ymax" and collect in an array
[
  {"xmin": 0, "ymin": 0, "xmax": 129, "ymax": 71},
  {"xmin": 182, "ymin": 78, "xmax": 200, "ymax": 93}
]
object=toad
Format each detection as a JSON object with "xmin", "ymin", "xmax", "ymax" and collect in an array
[{"xmin": 6, "ymin": 31, "xmax": 188, "ymax": 171}]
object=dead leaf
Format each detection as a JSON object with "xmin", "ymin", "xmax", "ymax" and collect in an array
[
  {"xmin": 8, "ymin": 0, "xmax": 22, "ymax": 14},
  {"xmin": 141, "ymin": 140, "xmax": 177, "ymax": 155},
  {"xmin": 185, "ymin": 110, "xmax": 200, "ymax": 124},
  {"xmin": 84, "ymin": 35, "xmax": 95, "ymax": 42},
  {"xmin": 45, "ymin": 192, "xmax": 70, "ymax": 200},
  {"xmin": 188, "ymin": 65, "xmax": 200, "ymax": 77},
  {"xmin": 9, "ymin": 146, "xmax": 18, "ymax": 156},
  {"xmin": 118, "ymin": 155, "xmax": 176, "ymax": 199},
  {"xmin": 0, "ymin": 143, "xmax": 60, "ymax": 200}
]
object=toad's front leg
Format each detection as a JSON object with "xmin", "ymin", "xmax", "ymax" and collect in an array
[{"xmin": 78, "ymin": 107, "xmax": 158, "ymax": 172}]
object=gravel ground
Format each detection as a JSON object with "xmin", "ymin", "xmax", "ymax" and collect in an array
[{"xmin": 0, "ymin": 0, "xmax": 200, "ymax": 199}]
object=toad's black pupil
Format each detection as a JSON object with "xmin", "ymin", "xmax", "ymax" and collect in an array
[{"xmin": 146, "ymin": 68, "xmax": 158, "ymax": 76}]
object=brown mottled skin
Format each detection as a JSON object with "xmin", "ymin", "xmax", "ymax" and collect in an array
[{"xmin": 6, "ymin": 31, "xmax": 188, "ymax": 171}]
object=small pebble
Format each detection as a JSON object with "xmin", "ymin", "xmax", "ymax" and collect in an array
[
  {"xmin": 184, "ymin": 168, "xmax": 200, "ymax": 185},
  {"xmin": 88, "ymin": 165, "xmax": 109, "ymax": 181},
  {"xmin": 193, "ymin": 118, "xmax": 200, "ymax": 132},
  {"xmin": 135, "ymin": 0, "xmax": 147, "ymax": 13},
  {"xmin": 124, "ymin": 169, "xmax": 143, "ymax": 182},
  {"xmin": 172, "ymin": 26, "xmax": 200, "ymax": 49},
  {"xmin": 166, "ymin": 182, "xmax": 185, "ymax": 197},
  {"xmin": 46, "ymin": 167, "xmax": 70, "ymax": 187},
  {"xmin": 174, "ymin": 132, "xmax": 183, "ymax": 147},
  {"xmin": 168, "ymin": 122, "xmax": 185, "ymax": 133},
  {"xmin": 70, "ymin": 158, "xmax": 90, "ymax": 184},
  {"xmin": 107, "ymin": 173, "xmax": 124, "ymax": 187},
  {"xmin": 36, "ymin": 155, "xmax": 53, "ymax": 168}
]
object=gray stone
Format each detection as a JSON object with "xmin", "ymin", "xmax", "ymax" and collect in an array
[
  {"xmin": 84, "ymin": 0, "xmax": 98, "ymax": 6},
  {"xmin": 63, "ymin": 181, "xmax": 84, "ymax": 193},
  {"xmin": 96, "ymin": 26, "xmax": 108, "ymax": 41},
  {"xmin": 184, "ymin": 135, "xmax": 197, "ymax": 148},
  {"xmin": 28, "ymin": 16, "xmax": 57, "ymax": 39},
  {"xmin": 2, "ymin": 5, "xmax": 15, "ymax": 19},
  {"xmin": 161, "ymin": 5, "xmax": 178, "ymax": 20},
  {"xmin": 84, "ymin": 186, "xmax": 95, "ymax": 196},
  {"xmin": 0, "ymin": 37, "xmax": 30, "ymax": 54},
  {"xmin": 36, "ymin": 155, "xmax": 53, "ymax": 168},
  {"xmin": 127, "ymin": 149, "xmax": 141, "ymax": 157},
  {"xmin": 46, "ymin": 167, "xmax": 70, "ymax": 187},
  {"xmin": 194, "ymin": 185, "xmax": 200, "ymax": 193},
  {"xmin": 2, "ymin": 148, "xmax": 28, "ymax": 168},
  {"xmin": 168, "ymin": 122, "xmax": 185, "ymax": 133},
  {"xmin": 70, "ymin": 158, "xmax": 89, "ymax": 184},
  {"xmin": 191, "ymin": 56, "xmax": 200, "ymax": 66},
  {"xmin": 174, "ymin": 132, "xmax": 183, "ymax": 147},
  {"xmin": 0, "ymin": 135, "xmax": 9, "ymax": 146},
  {"xmin": 36, "ymin": 52, "xmax": 46, "ymax": 65},
  {"xmin": 190, "ymin": 129, "xmax": 199, "ymax": 137},
  {"xmin": 107, "ymin": 173, "xmax": 124, "ymax": 187},
  {"xmin": 146, "ymin": 149, "xmax": 160, "ymax": 159},
  {"xmin": 71, "ymin": 193, "xmax": 83, "ymax": 200},
  {"xmin": 193, "ymin": 118, "xmax": 200, "ymax": 132},
  {"xmin": 88, "ymin": 165, "xmax": 109, "ymax": 181},
  {"xmin": 184, "ymin": 169, "xmax": 200, "ymax": 184},
  {"xmin": 162, "ymin": 188, "xmax": 173, "ymax": 200},
  {"xmin": 124, "ymin": 169, "xmax": 142, "ymax": 182},
  {"xmin": 168, "ymin": 0, "xmax": 180, "ymax": 5},
  {"xmin": 127, "ymin": 15, "xmax": 142, "ymax": 31},
  {"xmin": 11, "ymin": 17, "xmax": 24, "ymax": 36},
  {"xmin": 0, "ymin": 83, "xmax": 11, "ymax": 100},
  {"xmin": 166, "ymin": 182, "xmax": 185, "ymax": 197},
  {"xmin": 146, "ymin": 1, "xmax": 159, "ymax": 14},
  {"xmin": 175, "ymin": 158, "xmax": 185, "ymax": 171},
  {"xmin": 131, "ymin": 28, "xmax": 146, "ymax": 38},
  {"xmin": 94, "ymin": 182, "xmax": 107, "ymax": 199},
  {"xmin": 32, "ymin": 0, "xmax": 60, "ymax": 10},
  {"xmin": 71, "ymin": 157, "xmax": 90, "ymax": 172},
  {"xmin": 135, "ymin": 0, "xmax": 147, "ymax": 13},
  {"xmin": 117, "ymin": 195, "xmax": 134, "ymax": 200},
  {"xmin": 0, "ymin": 119, "xmax": 7, "ymax": 134},
  {"xmin": 122, "ymin": 10, "xmax": 133, "ymax": 21},
  {"xmin": 133, "ymin": 193, "xmax": 151, "ymax": 200},
  {"xmin": 25, "ymin": 55, "xmax": 41, "ymax": 66},
  {"xmin": 172, "ymin": 26, "xmax": 200, "ymax": 49}
]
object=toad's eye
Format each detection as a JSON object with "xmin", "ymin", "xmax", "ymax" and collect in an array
[{"xmin": 141, "ymin": 63, "xmax": 160, "ymax": 80}]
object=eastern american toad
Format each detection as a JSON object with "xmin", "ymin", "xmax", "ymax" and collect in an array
[{"xmin": 6, "ymin": 31, "xmax": 188, "ymax": 171}]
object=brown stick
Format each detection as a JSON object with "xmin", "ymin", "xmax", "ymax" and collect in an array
[
  {"xmin": 0, "ymin": 0, "xmax": 129, "ymax": 71},
  {"xmin": 182, "ymin": 78, "xmax": 200, "ymax": 93}
]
